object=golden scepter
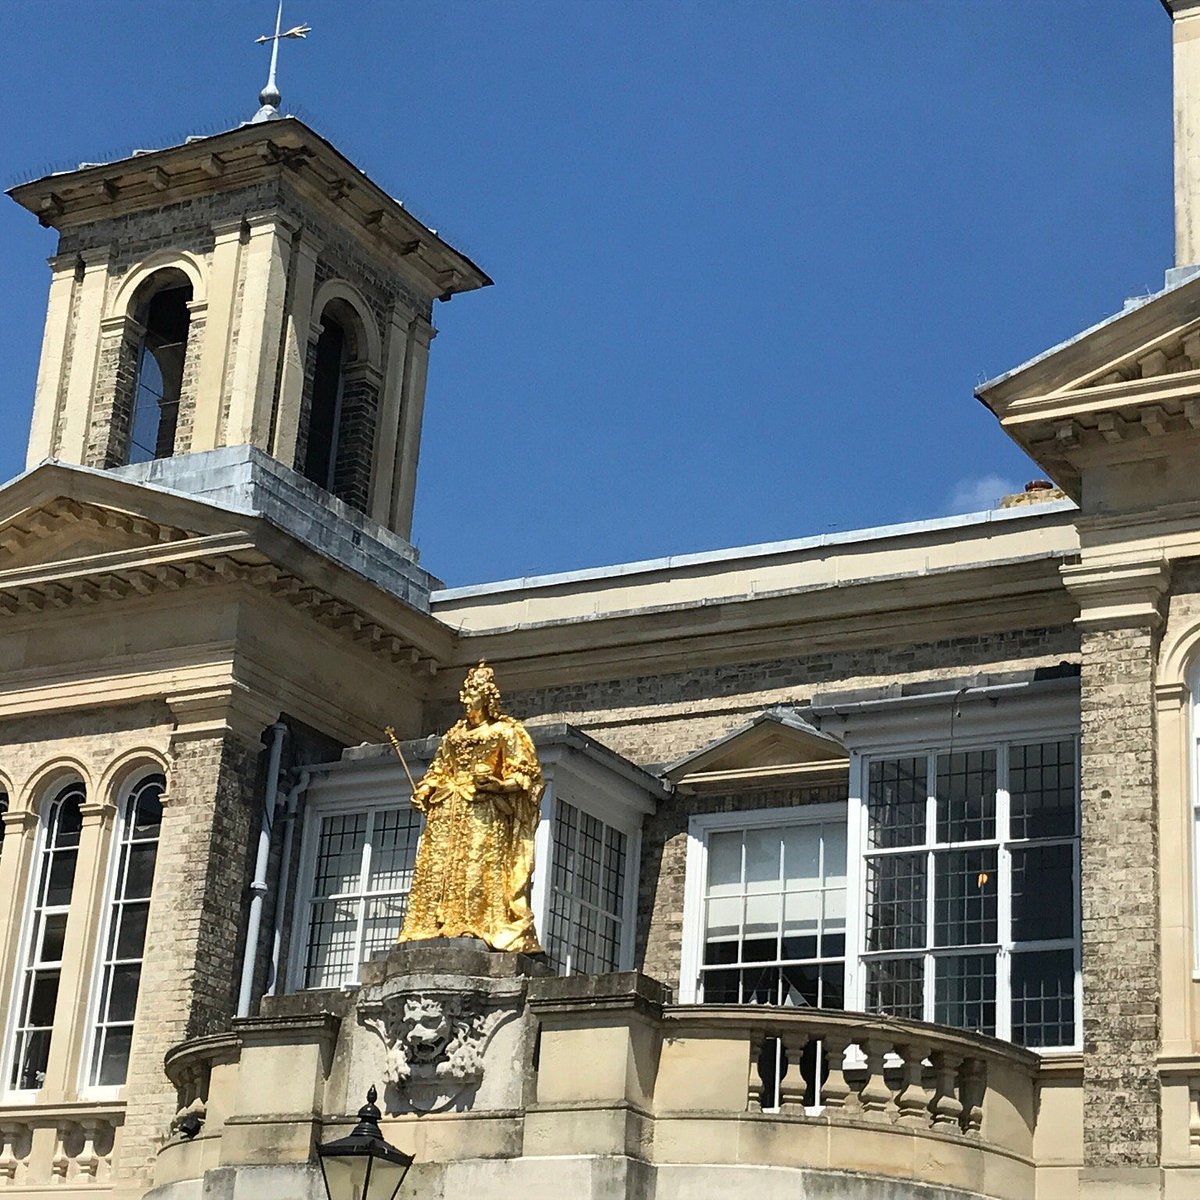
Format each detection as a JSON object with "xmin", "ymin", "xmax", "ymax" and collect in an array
[{"xmin": 383, "ymin": 725, "xmax": 419, "ymax": 795}]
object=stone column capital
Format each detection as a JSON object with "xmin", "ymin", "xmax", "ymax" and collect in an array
[
  {"xmin": 0, "ymin": 807, "xmax": 38, "ymax": 834},
  {"xmin": 1155, "ymin": 680, "xmax": 1190, "ymax": 711},
  {"xmin": 99, "ymin": 312, "xmax": 145, "ymax": 339},
  {"xmin": 76, "ymin": 246, "xmax": 113, "ymax": 270},
  {"xmin": 410, "ymin": 318, "xmax": 437, "ymax": 347},
  {"xmin": 78, "ymin": 800, "xmax": 118, "ymax": 827},
  {"xmin": 167, "ymin": 684, "xmax": 280, "ymax": 746},
  {"xmin": 211, "ymin": 217, "xmax": 246, "ymax": 242},
  {"xmin": 1061, "ymin": 557, "xmax": 1171, "ymax": 631},
  {"xmin": 293, "ymin": 229, "xmax": 324, "ymax": 262}
]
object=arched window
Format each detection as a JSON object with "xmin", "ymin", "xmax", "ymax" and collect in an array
[
  {"xmin": 5, "ymin": 780, "xmax": 85, "ymax": 1092},
  {"xmin": 302, "ymin": 315, "xmax": 348, "ymax": 491},
  {"xmin": 127, "ymin": 275, "xmax": 192, "ymax": 464},
  {"xmin": 86, "ymin": 774, "xmax": 164, "ymax": 1089}
]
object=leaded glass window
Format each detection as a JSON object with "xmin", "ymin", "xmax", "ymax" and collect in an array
[
  {"xmin": 302, "ymin": 806, "xmax": 421, "ymax": 988},
  {"xmin": 6, "ymin": 780, "xmax": 84, "ymax": 1092},
  {"xmin": 861, "ymin": 739, "xmax": 1079, "ymax": 1049},
  {"xmin": 545, "ymin": 799, "xmax": 628, "ymax": 974}
]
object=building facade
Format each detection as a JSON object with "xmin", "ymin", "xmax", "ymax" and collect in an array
[{"xmin": 2, "ymin": 4, "xmax": 1200, "ymax": 1199}]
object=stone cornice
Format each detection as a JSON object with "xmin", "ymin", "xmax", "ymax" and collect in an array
[
  {"xmin": 6, "ymin": 118, "xmax": 490, "ymax": 298},
  {"xmin": 0, "ymin": 500, "xmax": 444, "ymax": 675},
  {"xmin": 445, "ymin": 557, "xmax": 1078, "ymax": 691}
]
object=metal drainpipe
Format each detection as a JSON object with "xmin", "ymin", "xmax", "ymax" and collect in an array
[
  {"xmin": 237, "ymin": 721, "xmax": 288, "ymax": 1019},
  {"xmin": 265, "ymin": 767, "xmax": 310, "ymax": 997}
]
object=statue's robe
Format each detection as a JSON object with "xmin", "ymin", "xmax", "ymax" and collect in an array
[{"xmin": 397, "ymin": 714, "xmax": 543, "ymax": 953}]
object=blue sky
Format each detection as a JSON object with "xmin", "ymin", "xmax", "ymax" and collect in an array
[{"xmin": 0, "ymin": 1, "xmax": 1173, "ymax": 586}]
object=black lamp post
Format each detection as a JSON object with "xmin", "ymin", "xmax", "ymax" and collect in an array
[{"xmin": 317, "ymin": 1086, "xmax": 413, "ymax": 1200}]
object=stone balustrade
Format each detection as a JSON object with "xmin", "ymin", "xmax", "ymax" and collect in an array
[
  {"xmin": 527, "ymin": 974, "xmax": 1042, "ymax": 1200},
  {"xmin": 147, "ymin": 957, "xmax": 1054, "ymax": 1200},
  {"xmin": 0, "ymin": 1103, "xmax": 121, "ymax": 1192}
]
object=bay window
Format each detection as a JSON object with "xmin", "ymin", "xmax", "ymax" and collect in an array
[
  {"xmin": 296, "ymin": 805, "xmax": 422, "ymax": 989},
  {"xmin": 544, "ymin": 799, "xmax": 629, "ymax": 975}
]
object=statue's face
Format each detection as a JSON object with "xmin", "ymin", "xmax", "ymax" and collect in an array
[{"xmin": 460, "ymin": 681, "xmax": 487, "ymax": 717}]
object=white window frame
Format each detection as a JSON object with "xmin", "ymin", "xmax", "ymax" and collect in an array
[
  {"xmin": 1, "ymin": 780, "xmax": 86, "ymax": 1101},
  {"xmin": 831, "ymin": 684, "xmax": 1082, "ymax": 1054},
  {"xmin": 532, "ymin": 747, "xmax": 649, "ymax": 976},
  {"xmin": 288, "ymin": 796, "xmax": 422, "ymax": 992},
  {"xmin": 1189, "ymin": 666, "xmax": 1200, "ymax": 979},
  {"xmin": 680, "ymin": 802, "xmax": 846, "ymax": 1004},
  {"xmin": 80, "ymin": 772, "xmax": 165, "ymax": 1099},
  {"xmin": 542, "ymin": 793, "xmax": 640, "ymax": 975}
]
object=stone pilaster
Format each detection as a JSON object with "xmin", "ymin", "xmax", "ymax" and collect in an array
[
  {"xmin": 388, "ymin": 317, "xmax": 435, "ymax": 539},
  {"xmin": 26, "ymin": 253, "xmax": 79, "ymax": 468},
  {"xmin": 1064, "ymin": 557, "xmax": 1169, "ymax": 1183},
  {"xmin": 115, "ymin": 703, "xmax": 270, "ymax": 1185}
]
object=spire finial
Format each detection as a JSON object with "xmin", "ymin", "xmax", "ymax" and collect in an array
[{"xmin": 251, "ymin": 0, "xmax": 311, "ymax": 124}]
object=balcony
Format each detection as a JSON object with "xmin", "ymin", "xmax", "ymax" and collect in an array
[{"xmin": 146, "ymin": 949, "xmax": 1074, "ymax": 1200}]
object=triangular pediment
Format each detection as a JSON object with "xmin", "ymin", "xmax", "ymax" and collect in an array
[
  {"xmin": 976, "ymin": 272, "xmax": 1200, "ymax": 499},
  {"xmin": 980, "ymin": 273, "xmax": 1200, "ymax": 406},
  {"xmin": 665, "ymin": 708, "xmax": 847, "ymax": 790},
  {"xmin": 0, "ymin": 497, "xmax": 195, "ymax": 570},
  {"xmin": 0, "ymin": 460, "xmax": 258, "ymax": 576}
]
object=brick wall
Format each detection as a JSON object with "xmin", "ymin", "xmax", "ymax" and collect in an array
[
  {"xmin": 86, "ymin": 324, "xmax": 141, "ymax": 468},
  {"xmin": 117, "ymin": 730, "xmax": 264, "ymax": 1182},
  {"xmin": 331, "ymin": 370, "xmax": 380, "ymax": 512},
  {"xmin": 1078, "ymin": 624, "xmax": 1160, "ymax": 1167},
  {"xmin": 488, "ymin": 624, "xmax": 1080, "ymax": 768}
]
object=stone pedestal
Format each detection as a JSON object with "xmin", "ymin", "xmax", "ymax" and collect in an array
[{"xmin": 351, "ymin": 940, "xmax": 552, "ymax": 1116}]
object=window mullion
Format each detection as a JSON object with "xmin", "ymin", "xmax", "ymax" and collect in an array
[
  {"xmin": 996, "ymin": 744, "xmax": 1012, "ymax": 1043},
  {"xmin": 924, "ymin": 752, "xmax": 936, "ymax": 1024},
  {"xmin": 352, "ymin": 810, "xmax": 374, "ymax": 985}
]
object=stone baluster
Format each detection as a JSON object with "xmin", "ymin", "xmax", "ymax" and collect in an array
[
  {"xmin": 818, "ymin": 1034, "xmax": 852, "ymax": 1113},
  {"xmin": 76, "ymin": 1119, "xmax": 105, "ymax": 1181},
  {"xmin": 0, "ymin": 1121, "xmax": 27, "ymax": 1186},
  {"xmin": 747, "ymin": 1032, "xmax": 767, "ymax": 1111},
  {"xmin": 894, "ymin": 1041, "xmax": 932, "ymax": 1126},
  {"xmin": 1189, "ymin": 1077, "xmax": 1200, "ymax": 1150},
  {"xmin": 958, "ymin": 1058, "xmax": 986, "ymax": 1136},
  {"xmin": 858, "ymin": 1037, "xmax": 893, "ymax": 1119},
  {"xmin": 929, "ymin": 1051, "xmax": 964, "ymax": 1130},
  {"xmin": 50, "ymin": 1123, "xmax": 72, "ymax": 1183},
  {"xmin": 778, "ymin": 1032, "xmax": 810, "ymax": 1115}
]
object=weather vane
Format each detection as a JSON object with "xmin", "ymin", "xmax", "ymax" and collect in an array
[{"xmin": 251, "ymin": 0, "xmax": 311, "ymax": 124}]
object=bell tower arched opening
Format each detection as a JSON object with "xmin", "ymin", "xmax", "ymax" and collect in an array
[
  {"xmin": 298, "ymin": 294, "xmax": 380, "ymax": 513},
  {"xmin": 127, "ymin": 273, "xmax": 193, "ymax": 465},
  {"xmin": 303, "ymin": 315, "xmax": 348, "ymax": 491}
]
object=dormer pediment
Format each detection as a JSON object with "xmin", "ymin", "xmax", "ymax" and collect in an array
[
  {"xmin": 977, "ymin": 274, "xmax": 1200, "ymax": 499},
  {"xmin": 665, "ymin": 708, "xmax": 848, "ymax": 792}
]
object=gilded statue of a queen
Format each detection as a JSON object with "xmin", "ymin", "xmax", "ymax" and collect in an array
[{"xmin": 396, "ymin": 661, "xmax": 544, "ymax": 954}]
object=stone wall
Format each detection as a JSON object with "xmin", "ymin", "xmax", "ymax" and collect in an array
[
  {"xmin": 490, "ymin": 624, "xmax": 1081, "ymax": 768},
  {"xmin": 459, "ymin": 623, "xmax": 1082, "ymax": 990},
  {"xmin": 1078, "ymin": 624, "xmax": 1160, "ymax": 1168},
  {"xmin": 117, "ymin": 730, "xmax": 265, "ymax": 1183}
]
